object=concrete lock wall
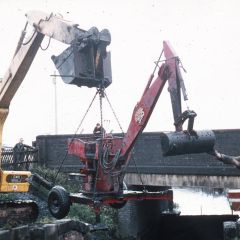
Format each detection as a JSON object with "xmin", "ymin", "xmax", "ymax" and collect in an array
[{"xmin": 117, "ymin": 186, "xmax": 172, "ymax": 238}]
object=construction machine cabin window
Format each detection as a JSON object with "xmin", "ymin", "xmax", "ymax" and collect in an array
[{"xmin": 6, "ymin": 175, "xmax": 28, "ymax": 183}]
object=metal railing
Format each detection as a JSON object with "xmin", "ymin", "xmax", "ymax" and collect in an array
[{"xmin": 1, "ymin": 146, "xmax": 38, "ymax": 170}]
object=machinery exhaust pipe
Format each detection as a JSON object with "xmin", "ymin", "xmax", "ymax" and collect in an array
[{"xmin": 160, "ymin": 130, "xmax": 216, "ymax": 156}]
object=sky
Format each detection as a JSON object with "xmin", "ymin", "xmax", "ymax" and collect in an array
[{"xmin": 0, "ymin": 0, "xmax": 240, "ymax": 146}]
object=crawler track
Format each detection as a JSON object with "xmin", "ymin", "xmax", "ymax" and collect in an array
[{"xmin": 0, "ymin": 200, "xmax": 38, "ymax": 226}]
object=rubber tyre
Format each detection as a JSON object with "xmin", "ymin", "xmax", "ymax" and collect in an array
[{"xmin": 48, "ymin": 185, "xmax": 70, "ymax": 219}]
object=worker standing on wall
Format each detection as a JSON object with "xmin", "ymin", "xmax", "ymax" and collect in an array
[
  {"xmin": 93, "ymin": 123, "xmax": 105, "ymax": 137},
  {"xmin": 13, "ymin": 138, "xmax": 25, "ymax": 170}
]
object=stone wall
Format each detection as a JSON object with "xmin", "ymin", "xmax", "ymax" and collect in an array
[{"xmin": 0, "ymin": 219, "xmax": 90, "ymax": 240}]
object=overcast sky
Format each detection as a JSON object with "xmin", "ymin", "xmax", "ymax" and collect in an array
[{"xmin": 0, "ymin": 0, "xmax": 240, "ymax": 146}]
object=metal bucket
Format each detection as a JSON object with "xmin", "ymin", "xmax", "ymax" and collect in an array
[{"xmin": 160, "ymin": 130, "xmax": 216, "ymax": 156}]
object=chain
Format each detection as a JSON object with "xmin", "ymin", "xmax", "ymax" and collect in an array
[
  {"xmin": 99, "ymin": 88, "xmax": 104, "ymax": 138},
  {"xmin": 93, "ymin": 88, "xmax": 105, "ymax": 199}
]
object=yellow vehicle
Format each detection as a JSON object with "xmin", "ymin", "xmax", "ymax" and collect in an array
[
  {"xmin": 0, "ymin": 170, "xmax": 31, "ymax": 192},
  {"xmin": 0, "ymin": 10, "xmax": 111, "ymax": 224}
]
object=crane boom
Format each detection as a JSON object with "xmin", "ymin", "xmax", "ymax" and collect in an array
[
  {"xmin": 120, "ymin": 41, "xmax": 178, "ymax": 158},
  {"xmin": 68, "ymin": 41, "xmax": 216, "ymax": 197}
]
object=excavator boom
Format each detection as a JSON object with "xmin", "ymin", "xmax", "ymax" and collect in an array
[
  {"xmin": 26, "ymin": 10, "xmax": 87, "ymax": 45},
  {"xmin": 0, "ymin": 10, "xmax": 112, "ymax": 226}
]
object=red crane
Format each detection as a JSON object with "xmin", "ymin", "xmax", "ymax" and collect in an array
[{"xmin": 47, "ymin": 41, "xmax": 215, "ymax": 220}]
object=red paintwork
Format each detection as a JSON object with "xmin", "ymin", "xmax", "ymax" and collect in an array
[
  {"xmin": 227, "ymin": 190, "xmax": 240, "ymax": 211},
  {"xmin": 68, "ymin": 138, "xmax": 99, "ymax": 160},
  {"xmin": 68, "ymin": 41, "xmax": 182, "ymax": 199},
  {"xmin": 102, "ymin": 190, "xmax": 173, "ymax": 204},
  {"xmin": 230, "ymin": 203, "xmax": 240, "ymax": 211},
  {"xmin": 228, "ymin": 191, "xmax": 240, "ymax": 198},
  {"xmin": 69, "ymin": 189, "xmax": 173, "ymax": 205}
]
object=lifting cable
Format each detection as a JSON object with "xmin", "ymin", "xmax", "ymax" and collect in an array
[
  {"xmin": 132, "ymin": 148, "xmax": 146, "ymax": 192},
  {"xmin": 93, "ymin": 87, "xmax": 125, "ymax": 198},
  {"xmin": 104, "ymin": 92, "xmax": 125, "ymax": 135},
  {"xmin": 153, "ymin": 49, "xmax": 163, "ymax": 75},
  {"xmin": 53, "ymin": 86, "xmax": 126, "ymax": 188},
  {"xmin": 98, "ymin": 90, "xmax": 125, "ymax": 176},
  {"xmin": 53, "ymin": 90, "xmax": 99, "ymax": 183}
]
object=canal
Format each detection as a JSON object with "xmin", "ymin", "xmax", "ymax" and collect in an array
[{"xmin": 136, "ymin": 187, "xmax": 238, "ymax": 240}]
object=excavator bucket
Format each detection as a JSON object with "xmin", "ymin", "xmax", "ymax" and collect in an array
[
  {"xmin": 26, "ymin": 10, "xmax": 112, "ymax": 89},
  {"xmin": 52, "ymin": 44, "xmax": 112, "ymax": 88}
]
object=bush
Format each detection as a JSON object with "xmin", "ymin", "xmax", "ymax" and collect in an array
[
  {"xmin": 32, "ymin": 166, "xmax": 79, "ymax": 192},
  {"xmin": 32, "ymin": 166, "xmax": 121, "ymax": 239}
]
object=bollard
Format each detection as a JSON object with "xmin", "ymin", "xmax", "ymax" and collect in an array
[
  {"xmin": 224, "ymin": 221, "xmax": 238, "ymax": 240},
  {"xmin": 236, "ymin": 220, "xmax": 240, "ymax": 238},
  {"xmin": 44, "ymin": 224, "xmax": 58, "ymax": 240},
  {"xmin": 12, "ymin": 225, "xmax": 30, "ymax": 240},
  {"xmin": 29, "ymin": 226, "xmax": 45, "ymax": 240},
  {"xmin": 0, "ymin": 230, "xmax": 10, "ymax": 240},
  {"xmin": 55, "ymin": 219, "xmax": 90, "ymax": 237},
  {"xmin": 56, "ymin": 219, "xmax": 73, "ymax": 235}
]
